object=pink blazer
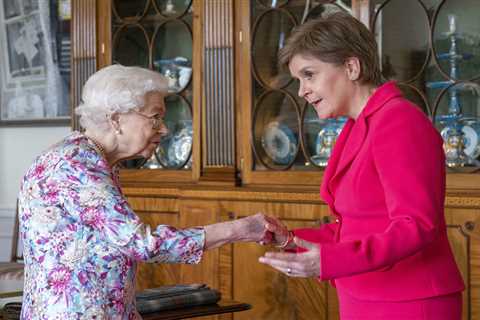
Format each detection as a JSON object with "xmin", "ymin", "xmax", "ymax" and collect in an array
[{"xmin": 294, "ymin": 81, "xmax": 464, "ymax": 301}]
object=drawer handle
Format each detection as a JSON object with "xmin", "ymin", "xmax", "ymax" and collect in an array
[{"xmin": 464, "ymin": 221, "xmax": 475, "ymax": 232}]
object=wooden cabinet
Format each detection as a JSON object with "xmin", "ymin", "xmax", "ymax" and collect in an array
[
  {"xmin": 444, "ymin": 197, "xmax": 480, "ymax": 320},
  {"xmin": 126, "ymin": 187, "xmax": 341, "ymax": 319},
  {"xmin": 123, "ymin": 187, "xmax": 480, "ymax": 320},
  {"xmin": 77, "ymin": 0, "xmax": 480, "ymax": 319}
]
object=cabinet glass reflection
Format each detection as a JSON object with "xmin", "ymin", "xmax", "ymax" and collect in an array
[
  {"xmin": 112, "ymin": 0, "xmax": 194, "ymax": 170},
  {"xmin": 250, "ymin": 1, "xmax": 348, "ymax": 171}
]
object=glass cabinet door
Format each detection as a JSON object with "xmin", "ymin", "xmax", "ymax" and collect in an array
[
  {"xmin": 371, "ymin": 0, "xmax": 480, "ymax": 170},
  {"xmin": 247, "ymin": 0, "xmax": 480, "ymax": 178},
  {"xmin": 112, "ymin": 0, "xmax": 194, "ymax": 170},
  {"xmin": 250, "ymin": 1, "xmax": 350, "ymax": 172}
]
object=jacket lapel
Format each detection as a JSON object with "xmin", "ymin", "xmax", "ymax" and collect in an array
[
  {"xmin": 328, "ymin": 115, "xmax": 367, "ymax": 195},
  {"xmin": 320, "ymin": 119, "xmax": 354, "ymax": 206},
  {"xmin": 323, "ymin": 81, "xmax": 403, "ymax": 199}
]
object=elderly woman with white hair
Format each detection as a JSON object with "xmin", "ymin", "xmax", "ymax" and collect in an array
[{"xmin": 18, "ymin": 65, "xmax": 272, "ymax": 319}]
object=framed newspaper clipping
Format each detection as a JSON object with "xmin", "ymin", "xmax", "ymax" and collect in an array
[{"xmin": 0, "ymin": 0, "xmax": 71, "ymax": 126}]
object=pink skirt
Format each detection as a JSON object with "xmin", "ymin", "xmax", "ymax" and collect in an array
[{"xmin": 338, "ymin": 290, "xmax": 462, "ymax": 320}]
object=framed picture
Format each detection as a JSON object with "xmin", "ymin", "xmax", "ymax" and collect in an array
[
  {"xmin": 2, "ymin": 0, "xmax": 21, "ymax": 20},
  {"xmin": 22, "ymin": 0, "xmax": 39, "ymax": 16},
  {"xmin": 0, "ymin": 0, "xmax": 71, "ymax": 126},
  {"xmin": 5, "ymin": 15, "xmax": 46, "ymax": 81}
]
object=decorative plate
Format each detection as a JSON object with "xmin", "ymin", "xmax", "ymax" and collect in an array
[
  {"xmin": 312, "ymin": 119, "xmax": 345, "ymax": 167},
  {"xmin": 261, "ymin": 121, "xmax": 297, "ymax": 165},
  {"xmin": 167, "ymin": 126, "xmax": 192, "ymax": 167},
  {"xmin": 462, "ymin": 124, "xmax": 480, "ymax": 159},
  {"xmin": 440, "ymin": 122, "xmax": 480, "ymax": 159},
  {"xmin": 156, "ymin": 123, "xmax": 192, "ymax": 168},
  {"xmin": 313, "ymin": 129, "xmax": 337, "ymax": 167}
]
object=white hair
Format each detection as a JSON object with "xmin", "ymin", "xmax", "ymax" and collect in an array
[{"xmin": 75, "ymin": 64, "xmax": 168, "ymax": 131}]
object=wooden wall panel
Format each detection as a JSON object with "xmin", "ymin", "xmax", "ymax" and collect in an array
[
  {"xmin": 471, "ymin": 238, "xmax": 480, "ymax": 320},
  {"xmin": 96, "ymin": 0, "xmax": 112, "ymax": 68},
  {"xmin": 232, "ymin": 219, "xmax": 328, "ymax": 320},
  {"xmin": 446, "ymin": 206, "xmax": 480, "ymax": 320},
  {"xmin": 179, "ymin": 200, "xmax": 224, "ymax": 320},
  {"xmin": 123, "ymin": 189, "xmax": 480, "ymax": 319},
  {"xmin": 136, "ymin": 211, "xmax": 181, "ymax": 291},
  {"xmin": 71, "ymin": 0, "xmax": 97, "ymax": 130},
  {"xmin": 179, "ymin": 201, "xmax": 222, "ymax": 288},
  {"xmin": 128, "ymin": 196, "xmax": 181, "ymax": 291},
  {"xmin": 204, "ymin": 0, "xmax": 236, "ymax": 167},
  {"xmin": 447, "ymin": 223, "xmax": 471, "ymax": 320}
]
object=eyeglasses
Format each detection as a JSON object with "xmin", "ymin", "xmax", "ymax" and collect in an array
[{"xmin": 131, "ymin": 109, "xmax": 164, "ymax": 130}]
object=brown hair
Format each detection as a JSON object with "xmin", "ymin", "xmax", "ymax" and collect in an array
[{"xmin": 278, "ymin": 12, "xmax": 382, "ymax": 86}]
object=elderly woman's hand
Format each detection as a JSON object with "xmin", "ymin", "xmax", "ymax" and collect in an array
[
  {"xmin": 262, "ymin": 216, "xmax": 291, "ymax": 247},
  {"xmin": 235, "ymin": 213, "xmax": 273, "ymax": 243},
  {"xmin": 239, "ymin": 214, "xmax": 292, "ymax": 247},
  {"xmin": 258, "ymin": 237, "xmax": 321, "ymax": 278},
  {"xmin": 203, "ymin": 213, "xmax": 273, "ymax": 249}
]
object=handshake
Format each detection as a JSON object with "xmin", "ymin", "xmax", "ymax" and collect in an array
[
  {"xmin": 203, "ymin": 213, "xmax": 292, "ymax": 250},
  {"xmin": 237, "ymin": 213, "xmax": 294, "ymax": 248},
  {"xmin": 203, "ymin": 213, "xmax": 322, "ymax": 278}
]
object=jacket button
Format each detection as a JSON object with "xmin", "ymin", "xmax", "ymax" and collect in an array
[{"xmin": 335, "ymin": 219, "xmax": 340, "ymax": 223}]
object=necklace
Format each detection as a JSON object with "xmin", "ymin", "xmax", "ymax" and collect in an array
[{"xmin": 87, "ymin": 136, "xmax": 107, "ymax": 160}]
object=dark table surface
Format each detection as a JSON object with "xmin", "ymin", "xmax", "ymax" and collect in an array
[{"xmin": 140, "ymin": 300, "xmax": 251, "ymax": 320}]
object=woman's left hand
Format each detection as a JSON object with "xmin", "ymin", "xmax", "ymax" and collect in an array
[{"xmin": 258, "ymin": 237, "xmax": 321, "ymax": 278}]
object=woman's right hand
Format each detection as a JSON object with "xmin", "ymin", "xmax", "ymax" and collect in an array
[
  {"xmin": 204, "ymin": 213, "xmax": 272, "ymax": 250},
  {"xmin": 203, "ymin": 213, "xmax": 291, "ymax": 250}
]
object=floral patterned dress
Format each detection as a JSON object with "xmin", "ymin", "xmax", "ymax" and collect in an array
[{"xmin": 18, "ymin": 132, "xmax": 205, "ymax": 319}]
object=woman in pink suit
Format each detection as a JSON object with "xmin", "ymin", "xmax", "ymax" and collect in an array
[{"xmin": 259, "ymin": 12, "xmax": 464, "ymax": 320}]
